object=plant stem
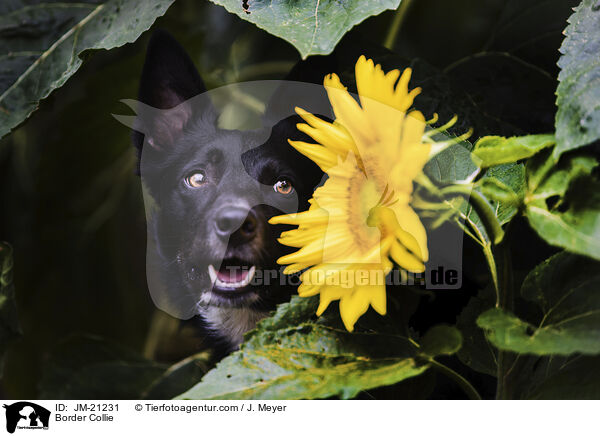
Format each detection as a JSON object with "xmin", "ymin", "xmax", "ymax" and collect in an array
[
  {"xmin": 230, "ymin": 61, "xmax": 296, "ymax": 82},
  {"xmin": 429, "ymin": 359, "xmax": 482, "ymax": 400},
  {"xmin": 440, "ymin": 185, "xmax": 501, "ymax": 303},
  {"xmin": 481, "ymin": 243, "xmax": 500, "ymax": 306},
  {"xmin": 383, "ymin": 0, "xmax": 413, "ymax": 51},
  {"xmin": 455, "ymin": 206, "xmax": 500, "ymax": 304},
  {"xmin": 494, "ymin": 240, "xmax": 514, "ymax": 400},
  {"xmin": 440, "ymin": 185, "xmax": 505, "ymax": 244},
  {"xmin": 496, "ymin": 241, "xmax": 514, "ymax": 311},
  {"xmin": 441, "ymin": 184, "xmax": 514, "ymax": 398}
]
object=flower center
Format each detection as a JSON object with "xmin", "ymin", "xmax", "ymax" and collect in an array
[{"xmin": 345, "ymin": 160, "xmax": 392, "ymax": 253}]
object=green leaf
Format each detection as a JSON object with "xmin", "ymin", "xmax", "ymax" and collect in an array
[
  {"xmin": 424, "ymin": 142, "xmax": 478, "ymax": 185},
  {"xmin": 0, "ymin": 0, "xmax": 176, "ymax": 140},
  {"xmin": 444, "ymin": 52, "xmax": 557, "ymax": 135},
  {"xmin": 478, "ymin": 163, "xmax": 526, "ymax": 225},
  {"xmin": 478, "ymin": 178, "xmax": 520, "ymax": 206},
  {"xmin": 419, "ymin": 325, "xmax": 462, "ymax": 357},
  {"xmin": 526, "ymin": 356, "xmax": 600, "ymax": 399},
  {"xmin": 39, "ymin": 334, "xmax": 168, "ymax": 399},
  {"xmin": 456, "ymin": 286, "xmax": 497, "ymax": 376},
  {"xmin": 177, "ymin": 296, "xmax": 429, "ymax": 399},
  {"xmin": 143, "ymin": 352, "xmax": 212, "ymax": 400},
  {"xmin": 525, "ymin": 149, "xmax": 600, "ymax": 259},
  {"xmin": 423, "ymin": 141, "xmax": 526, "ymax": 245},
  {"xmin": 0, "ymin": 242, "xmax": 22, "ymax": 378},
  {"xmin": 485, "ymin": 0, "xmax": 579, "ymax": 67},
  {"xmin": 477, "ymin": 252, "xmax": 600, "ymax": 355},
  {"xmin": 507, "ymin": 354, "xmax": 600, "ymax": 399},
  {"xmin": 526, "ymin": 149, "xmax": 597, "ymax": 198},
  {"xmin": 472, "ymin": 134, "xmax": 555, "ymax": 167},
  {"xmin": 430, "ymin": 162, "xmax": 524, "ymax": 250},
  {"xmin": 208, "ymin": 0, "xmax": 400, "ymax": 59},
  {"xmin": 555, "ymin": 0, "xmax": 600, "ymax": 158},
  {"xmin": 478, "ymin": 307, "xmax": 600, "ymax": 355}
]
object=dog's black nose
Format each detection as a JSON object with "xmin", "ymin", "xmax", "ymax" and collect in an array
[{"xmin": 215, "ymin": 206, "xmax": 257, "ymax": 242}]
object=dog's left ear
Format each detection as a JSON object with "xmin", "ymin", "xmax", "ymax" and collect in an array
[{"xmin": 132, "ymin": 30, "xmax": 210, "ymax": 153}]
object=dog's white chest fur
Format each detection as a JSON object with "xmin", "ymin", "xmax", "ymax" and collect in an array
[{"xmin": 202, "ymin": 306, "xmax": 268, "ymax": 347}]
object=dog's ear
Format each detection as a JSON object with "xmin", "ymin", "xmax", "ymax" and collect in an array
[
  {"xmin": 139, "ymin": 29, "xmax": 206, "ymax": 109},
  {"xmin": 132, "ymin": 30, "xmax": 210, "ymax": 156}
]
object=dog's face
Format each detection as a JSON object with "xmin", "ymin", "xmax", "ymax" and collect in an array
[
  {"xmin": 132, "ymin": 31, "xmax": 323, "ymax": 343},
  {"xmin": 144, "ymin": 118, "xmax": 320, "ymax": 309}
]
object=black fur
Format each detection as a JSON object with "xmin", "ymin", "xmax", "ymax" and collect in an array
[{"xmin": 134, "ymin": 30, "xmax": 323, "ymax": 354}]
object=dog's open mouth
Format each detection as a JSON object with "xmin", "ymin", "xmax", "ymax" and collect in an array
[{"xmin": 208, "ymin": 258, "xmax": 256, "ymax": 293}]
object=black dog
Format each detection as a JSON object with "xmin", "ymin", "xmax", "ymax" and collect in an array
[{"xmin": 131, "ymin": 31, "xmax": 323, "ymax": 353}]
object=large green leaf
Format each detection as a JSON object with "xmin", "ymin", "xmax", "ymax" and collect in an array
[
  {"xmin": 143, "ymin": 352, "xmax": 212, "ymax": 399},
  {"xmin": 482, "ymin": 0, "xmax": 579, "ymax": 77},
  {"xmin": 177, "ymin": 296, "xmax": 429, "ymax": 399},
  {"xmin": 524, "ymin": 149, "xmax": 600, "ymax": 260},
  {"xmin": 444, "ymin": 52, "xmax": 557, "ymax": 135},
  {"xmin": 0, "ymin": 242, "xmax": 22, "ymax": 378},
  {"xmin": 525, "ymin": 356, "xmax": 600, "ymax": 399},
  {"xmin": 0, "ymin": 0, "xmax": 176, "ymax": 140},
  {"xmin": 208, "ymin": 0, "xmax": 400, "ymax": 59},
  {"xmin": 505, "ymin": 353, "xmax": 600, "ymax": 399},
  {"xmin": 555, "ymin": 0, "xmax": 600, "ymax": 158},
  {"xmin": 472, "ymin": 134, "xmax": 555, "ymax": 167},
  {"xmin": 477, "ymin": 252, "xmax": 600, "ymax": 355}
]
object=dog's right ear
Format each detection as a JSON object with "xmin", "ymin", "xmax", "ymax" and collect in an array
[
  {"xmin": 130, "ymin": 30, "xmax": 210, "ymax": 159},
  {"xmin": 139, "ymin": 29, "xmax": 206, "ymax": 109}
]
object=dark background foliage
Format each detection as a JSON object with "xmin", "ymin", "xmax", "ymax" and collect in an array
[{"xmin": 0, "ymin": 0, "xmax": 580, "ymax": 398}]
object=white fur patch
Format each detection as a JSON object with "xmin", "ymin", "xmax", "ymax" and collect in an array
[{"xmin": 202, "ymin": 305, "xmax": 268, "ymax": 347}]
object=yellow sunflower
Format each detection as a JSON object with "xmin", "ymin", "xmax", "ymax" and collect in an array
[{"xmin": 269, "ymin": 56, "xmax": 446, "ymax": 331}]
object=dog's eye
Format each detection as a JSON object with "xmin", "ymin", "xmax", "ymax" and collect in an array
[
  {"xmin": 274, "ymin": 178, "xmax": 294, "ymax": 195},
  {"xmin": 185, "ymin": 171, "xmax": 207, "ymax": 188}
]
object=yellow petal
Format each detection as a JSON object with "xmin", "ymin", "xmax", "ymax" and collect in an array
[
  {"xmin": 390, "ymin": 241, "xmax": 425, "ymax": 273},
  {"xmin": 278, "ymin": 229, "xmax": 321, "ymax": 247},
  {"xmin": 288, "ymin": 139, "xmax": 338, "ymax": 171},
  {"xmin": 276, "ymin": 238, "xmax": 326, "ymax": 265},
  {"xmin": 324, "ymin": 74, "xmax": 375, "ymax": 148},
  {"xmin": 369, "ymin": 284, "xmax": 387, "ymax": 315},
  {"xmin": 295, "ymin": 108, "xmax": 355, "ymax": 152},
  {"xmin": 355, "ymin": 56, "xmax": 375, "ymax": 104},
  {"xmin": 395, "ymin": 225, "xmax": 424, "ymax": 261},
  {"xmin": 269, "ymin": 208, "xmax": 328, "ymax": 226},
  {"xmin": 390, "ymin": 203, "xmax": 429, "ymax": 261},
  {"xmin": 316, "ymin": 286, "xmax": 347, "ymax": 316},
  {"xmin": 339, "ymin": 287, "xmax": 371, "ymax": 332},
  {"xmin": 297, "ymin": 282, "xmax": 321, "ymax": 297},
  {"xmin": 296, "ymin": 124, "xmax": 353, "ymax": 156},
  {"xmin": 283, "ymin": 263, "xmax": 312, "ymax": 275},
  {"xmin": 402, "ymin": 111, "xmax": 426, "ymax": 145}
]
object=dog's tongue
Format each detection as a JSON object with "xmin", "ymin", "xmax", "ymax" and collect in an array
[{"xmin": 217, "ymin": 266, "xmax": 249, "ymax": 283}]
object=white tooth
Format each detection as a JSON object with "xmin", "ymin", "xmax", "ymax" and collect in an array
[
  {"xmin": 216, "ymin": 278, "xmax": 232, "ymax": 288},
  {"xmin": 208, "ymin": 264, "xmax": 217, "ymax": 284},
  {"xmin": 243, "ymin": 266, "xmax": 256, "ymax": 287}
]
